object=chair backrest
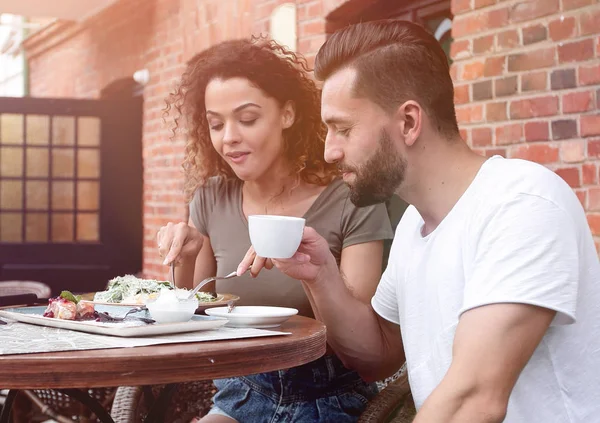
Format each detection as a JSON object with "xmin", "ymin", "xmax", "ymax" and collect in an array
[
  {"xmin": 382, "ymin": 195, "xmax": 409, "ymax": 272},
  {"xmin": 0, "ymin": 280, "xmax": 52, "ymax": 298}
]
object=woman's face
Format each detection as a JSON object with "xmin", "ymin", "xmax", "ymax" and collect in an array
[{"xmin": 205, "ymin": 77, "xmax": 295, "ymax": 182}]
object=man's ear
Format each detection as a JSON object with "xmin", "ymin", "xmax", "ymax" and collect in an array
[
  {"xmin": 395, "ymin": 101, "xmax": 422, "ymax": 147},
  {"xmin": 282, "ymin": 100, "xmax": 296, "ymax": 129}
]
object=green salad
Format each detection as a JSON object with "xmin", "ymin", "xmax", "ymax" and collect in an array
[{"xmin": 93, "ymin": 274, "xmax": 217, "ymax": 304}]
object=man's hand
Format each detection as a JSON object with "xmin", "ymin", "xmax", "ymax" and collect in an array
[{"xmin": 237, "ymin": 227, "xmax": 335, "ymax": 281}]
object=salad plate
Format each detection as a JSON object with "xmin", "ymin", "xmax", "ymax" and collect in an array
[
  {"xmin": 87, "ymin": 274, "xmax": 239, "ymax": 312},
  {"xmin": 0, "ymin": 305, "xmax": 229, "ymax": 337}
]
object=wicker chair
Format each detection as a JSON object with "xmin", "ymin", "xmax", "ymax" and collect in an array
[{"xmin": 0, "ymin": 280, "xmax": 117, "ymax": 422}]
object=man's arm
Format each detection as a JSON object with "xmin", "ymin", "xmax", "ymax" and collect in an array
[
  {"xmin": 413, "ymin": 303, "xmax": 555, "ymax": 423},
  {"xmin": 239, "ymin": 227, "xmax": 405, "ymax": 381}
]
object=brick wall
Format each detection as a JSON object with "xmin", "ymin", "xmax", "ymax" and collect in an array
[
  {"xmin": 451, "ymin": 0, "xmax": 600, "ymax": 253},
  {"xmin": 22, "ymin": 0, "xmax": 600, "ymax": 281}
]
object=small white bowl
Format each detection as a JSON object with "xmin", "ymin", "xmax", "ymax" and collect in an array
[
  {"xmin": 145, "ymin": 296, "xmax": 199, "ymax": 324},
  {"xmin": 248, "ymin": 215, "xmax": 305, "ymax": 259}
]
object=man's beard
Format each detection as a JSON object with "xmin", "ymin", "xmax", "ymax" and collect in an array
[{"xmin": 343, "ymin": 129, "xmax": 406, "ymax": 207}]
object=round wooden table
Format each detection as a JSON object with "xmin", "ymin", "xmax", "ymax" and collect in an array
[{"xmin": 0, "ymin": 316, "xmax": 326, "ymax": 422}]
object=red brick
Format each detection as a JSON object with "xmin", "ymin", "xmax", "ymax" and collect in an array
[
  {"xmin": 560, "ymin": 140, "xmax": 585, "ymax": 162},
  {"xmin": 579, "ymin": 64, "xmax": 600, "ymax": 86},
  {"xmin": 462, "ymin": 60, "xmax": 485, "ymax": 80},
  {"xmin": 473, "ymin": 35, "xmax": 494, "ymax": 55},
  {"xmin": 563, "ymin": 0, "xmax": 594, "ymax": 10},
  {"xmin": 474, "ymin": 0, "xmax": 496, "ymax": 8},
  {"xmin": 495, "ymin": 123, "xmax": 523, "ymax": 145},
  {"xmin": 555, "ymin": 167, "xmax": 581, "ymax": 188},
  {"xmin": 510, "ymin": 96, "xmax": 559, "ymax": 119},
  {"xmin": 558, "ymin": 39, "xmax": 595, "ymax": 63},
  {"xmin": 580, "ymin": 9, "xmax": 600, "ymax": 36},
  {"xmin": 453, "ymin": 0, "xmax": 472, "ymax": 14},
  {"xmin": 510, "ymin": 143, "xmax": 559, "ymax": 163},
  {"xmin": 576, "ymin": 190, "xmax": 587, "ymax": 208},
  {"xmin": 563, "ymin": 91, "xmax": 593, "ymax": 114},
  {"xmin": 521, "ymin": 71, "xmax": 547, "ymax": 92},
  {"xmin": 509, "ymin": 0, "xmax": 559, "ymax": 23},
  {"xmin": 472, "ymin": 127, "xmax": 493, "ymax": 146},
  {"xmin": 495, "ymin": 75, "xmax": 518, "ymax": 97},
  {"xmin": 581, "ymin": 114, "xmax": 600, "ymax": 137},
  {"xmin": 525, "ymin": 121, "xmax": 549, "ymax": 142},
  {"xmin": 454, "ymin": 84, "xmax": 470, "ymax": 104},
  {"xmin": 497, "ymin": 30, "xmax": 519, "ymax": 50},
  {"xmin": 456, "ymin": 104, "xmax": 484, "ymax": 123},
  {"xmin": 589, "ymin": 188, "xmax": 600, "ymax": 211},
  {"xmin": 452, "ymin": 14, "xmax": 487, "ymax": 38},
  {"xmin": 484, "ymin": 56, "xmax": 505, "ymax": 76},
  {"xmin": 450, "ymin": 64, "xmax": 459, "ymax": 81},
  {"xmin": 473, "ymin": 80, "xmax": 493, "ymax": 100},
  {"xmin": 583, "ymin": 163, "xmax": 598, "ymax": 185},
  {"xmin": 300, "ymin": 19, "xmax": 326, "ymax": 35},
  {"xmin": 486, "ymin": 101, "xmax": 508, "ymax": 121},
  {"xmin": 551, "ymin": 68, "xmax": 576, "ymax": 90},
  {"xmin": 548, "ymin": 16, "xmax": 577, "ymax": 41},
  {"xmin": 508, "ymin": 48, "xmax": 555, "ymax": 72},
  {"xmin": 587, "ymin": 214, "xmax": 600, "ymax": 236},
  {"xmin": 589, "ymin": 138, "xmax": 600, "ymax": 157},
  {"xmin": 488, "ymin": 7, "xmax": 510, "ymax": 28},
  {"xmin": 522, "ymin": 24, "xmax": 547, "ymax": 45},
  {"xmin": 460, "ymin": 128, "xmax": 469, "ymax": 142},
  {"xmin": 484, "ymin": 147, "xmax": 506, "ymax": 157},
  {"xmin": 451, "ymin": 39, "xmax": 471, "ymax": 60}
]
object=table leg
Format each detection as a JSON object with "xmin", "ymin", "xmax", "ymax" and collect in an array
[
  {"xmin": 0, "ymin": 390, "xmax": 18, "ymax": 423},
  {"xmin": 57, "ymin": 389, "xmax": 115, "ymax": 423},
  {"xmin": 143, "ymin": 383, "xmax": 179, "ymax": 423}
]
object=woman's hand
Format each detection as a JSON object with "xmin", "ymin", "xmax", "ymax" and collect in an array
[
  {"xmin": 157, "ymin": 222, "xmax": 205, "ymax": 265},
  {"xmin": 237, "ymin": 227, "xmax": 335, "ymax": 282}
]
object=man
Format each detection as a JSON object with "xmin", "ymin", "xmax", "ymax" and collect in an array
[{"xmin": 240, "ymin": 20, "xmax": 600, "ymax": 422}]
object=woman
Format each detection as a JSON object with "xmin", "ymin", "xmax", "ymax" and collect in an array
[{"xmin": 157, "ymin": 37, "xmax": 393, "ymax": 423}]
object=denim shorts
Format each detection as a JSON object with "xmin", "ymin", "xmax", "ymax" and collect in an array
[{"xmin": 208, "ymin": 354, "xmax": 378, "ymax": 423}]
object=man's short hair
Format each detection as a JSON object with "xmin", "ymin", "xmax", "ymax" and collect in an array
[{"xmin": 314, "ymin": 19, "xmax": 459, "ymax": 137}]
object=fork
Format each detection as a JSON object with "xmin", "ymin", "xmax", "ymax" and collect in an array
[
  {"xmin": 96, "ymin": 306, "xmax": 154, "ymax": 324},
  {"xmin": 186, "ymin": 269, "xmax": 248, "ymax": 300}
]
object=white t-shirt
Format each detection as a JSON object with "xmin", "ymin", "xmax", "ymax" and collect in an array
[{"xmin": 372, "ymin": 156, "xmax": 600, "ymax": 423}]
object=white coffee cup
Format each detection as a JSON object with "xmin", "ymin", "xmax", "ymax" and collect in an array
[{"xmin": 248, "ymin": 215, "xmax": 306, "ymax": 259}]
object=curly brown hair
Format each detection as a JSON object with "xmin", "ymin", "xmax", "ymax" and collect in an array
[{"xmin": 164, "ymin": 37, "xmax": 339, "ymax": 201}]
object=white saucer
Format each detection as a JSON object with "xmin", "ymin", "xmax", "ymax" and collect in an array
[{"xmin": 205, "ymin": 306, "xmax": 298, "ymax": 328}]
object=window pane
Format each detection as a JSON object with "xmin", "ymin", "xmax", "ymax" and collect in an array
[
  {"xmin": 0, "ymin": 180, "xmax": 22, "ymax": 209},
  {"xmin": 78, "ymin": 149, "xmax": 100, "ymax": 178},
  {"xmin": 26, "ymin": 115, "xmax": 50, "ymax": 145},
  {"xmin": 0, "ymin": 212, "xmax": 22, "ymax": 242},
  {"xmin": 26, "ymin": 147, "xmax": 49, "ymax": 177},
  {"xmin": 0, "ymin": 147, "xmax": 23, "ymax": 177},
  {"xmin": 78, "ymin": 117, "xmax": 101, "ymax": 146},
  {"xmin": 52, "ymin": 149, "xmax": 75, "ymax": 178},
  {"xmin": 77, "ymin": 181, "xmax": 99, "ymax": 210},
  {"xmin": 77, "ymin": 213, "xmax": 99, "ymax": 242},
  {"xmin": 0, "ymin": 114, "xmax": 24, "ymax": 144},
  {"xmin": 26, "ymin": 213, "xmax": 48, "ymax": 242},
  {"xmin": 26, "ymin": 181, "xmax": 48, "ymax": 210},
  {"xmin": 52, "ymin": 116, "xmax": 75, "ymax": 146},
  {"xmin": 52, "ymin": 181, "xmax": 74, "ymax": 210},
  {"xmin": 52, "ymin": 213, "xmax": 73, "ymax": 242}
]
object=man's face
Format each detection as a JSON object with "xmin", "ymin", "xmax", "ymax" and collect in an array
[{"xmin": 322, "ymin": 68, "xmax": 406, "ymax": 207}]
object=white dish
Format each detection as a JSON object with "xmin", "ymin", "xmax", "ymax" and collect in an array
[
  {"xmin": 205, "ymin": 306, "xmax": 298, "ymax": 328},
  {"xmin": 248, "ymin": 215, "xmax": 305, "ymax": 258},
  {"xmin": 0, "ymin": 306, "xmax": 228, "ymax": 337}
]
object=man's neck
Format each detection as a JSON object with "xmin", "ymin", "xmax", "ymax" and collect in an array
[{"xmin": 401, "ymin": 139, "xmax": 487, "ymax": 236}]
